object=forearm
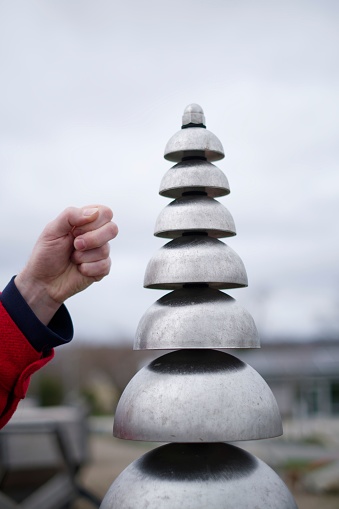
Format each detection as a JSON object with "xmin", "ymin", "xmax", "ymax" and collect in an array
[{"xmin": 14, "ymin": 272, "xmax": 62, "ymax": 325}]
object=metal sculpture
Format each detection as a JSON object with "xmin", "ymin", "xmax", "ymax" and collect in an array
[{"xmin": 100, "ymin": 104, "xmax": 298, "ymax": 508}]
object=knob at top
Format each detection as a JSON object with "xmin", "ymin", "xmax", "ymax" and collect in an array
[
  {"xmin": 164, "ymin": 104, "xmax": 224, "ymax": 162},
  {"xmin": 181, "ymin": 103, "xmax": 206, "ymax": 127}
]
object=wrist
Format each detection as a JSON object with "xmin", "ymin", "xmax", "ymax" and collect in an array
[{"xmin": 14, "ymin": 272, "xmax": 62, "ymax": 326}]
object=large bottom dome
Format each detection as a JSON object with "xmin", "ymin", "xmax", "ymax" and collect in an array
[{"xmin": 100, "ymin": 442, "xmax": 297, "ymax": 509}]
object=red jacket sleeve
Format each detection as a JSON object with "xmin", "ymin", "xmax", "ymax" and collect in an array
[{"xmin": 0, "ymin": 301, "xmax": 54, "ymax": 429}]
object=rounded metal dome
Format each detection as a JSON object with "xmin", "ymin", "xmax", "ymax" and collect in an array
[
  {"xmin": 182, "ymin": 103, "xmax": 206, "ymax": 126},
  {"xmin": 164, "ymin": 127, "xmax": 224, "ymax": 162},
  {"xmin": 144, "ymin": 236, "xmax": 248, "ymax": 290},
  {"xmin": 135, "ymin": 288, "xmax": 259, "ymax": 350},
  {"xmin": 101, "ymin": 443, "xmax": 297, "ymax": 509},
  {"xmin": 113, "ymin": 349, "xmax": 282, "ymax": 442},
  {"xmin": 154, "ymin": 196, "xmax": 236, "ymax": 238},
  {"xmin": 159, "ymin": 160, "xmax": 230, "ymax": 198}
]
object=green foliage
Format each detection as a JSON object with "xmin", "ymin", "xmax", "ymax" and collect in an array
[
  {"xmin": 38, "ymin": 375, "xmax": 64, "ymax": 407},
  {"xmin": 81, "ymin": 387, "xmax": 109, "ymax": 416},
  {"xmin": 300, "ymin": 434, "xmax": 328, "ymax": 446}
]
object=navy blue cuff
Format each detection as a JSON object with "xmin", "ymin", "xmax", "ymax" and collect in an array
[{"xmin": 0, "ymin": 277, "xmax": 74, "ymax": 353}]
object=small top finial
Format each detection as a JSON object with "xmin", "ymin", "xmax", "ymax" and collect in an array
[{"xmin": 182, "ymin": 104, "xmax": 206, "ymax": 129}]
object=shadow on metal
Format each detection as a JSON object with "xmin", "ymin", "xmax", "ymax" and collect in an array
[{"xmin": 101, "ymin": 442, "xmax": 298, "ymax": 509}]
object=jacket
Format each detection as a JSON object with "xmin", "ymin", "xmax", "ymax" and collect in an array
[{"xmin": 0, "ymin": 278, "xmax": 73, "ymax": 428}]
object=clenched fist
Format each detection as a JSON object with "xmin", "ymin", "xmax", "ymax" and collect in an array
[{"xmin": 15, "ymin": 205, "xmax": 118, "ymax": 325}]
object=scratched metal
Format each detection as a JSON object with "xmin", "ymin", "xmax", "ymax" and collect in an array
[
  {"xmin": 144, "ymin": 235, "xmax": 248, "ymax": 289},
  {"xmin": 100, "ymin": 442, "xmax": 297, "ymax": 509},
  {"xmin": 164, "ymin": 126, "xmax": 225, "ymax": 162},
  {"xmin": 159, "ymin": 159, "xmax": 230, "ymax": 199},
  {"xmin": 134, "ymin": 288, "xmax": 259, "ymax": 350},
  {"xmin": 113, "ymin": 350, "xmax": 282, "ymax": 442},
  {"xmin": 154, "ymin": 196, "xmax": 236, "ymax": 239}
]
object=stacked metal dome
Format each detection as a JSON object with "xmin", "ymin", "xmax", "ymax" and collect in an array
[{"xmin": 101, "ymin": 104, "xmax": 298, "ymax": 508}]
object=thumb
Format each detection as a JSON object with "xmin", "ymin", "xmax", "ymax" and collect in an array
[{"xmin": 46, "ymin": 206, "xmax": 99, "ymax": 238}]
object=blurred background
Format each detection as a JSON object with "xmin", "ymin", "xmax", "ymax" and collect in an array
[{"xmin": 0, "ymin": 1, "xmax": 338, "ymax": 508}]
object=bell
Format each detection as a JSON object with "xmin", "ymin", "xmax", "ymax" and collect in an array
[
  {"xmin": 113, "ymin": 349, "xmax": 282, "ymax": 442},
  {"xmin": 159, "ymin": 159, "xmax": 230, "ymax": 198},
  {"xmin": 154, "ymin": 196, "xmax": 236, "ymax": 238},
  {"xmin": 135, "ymin": 287, "xmax": 259, "ymax": 350},
  {"xmin": 100, "ymin": 443, "xmax": 297, "ymax": 509},
  {"xmin": 144, "ymin": 235, "xmax": 248, "ymax": 289}
]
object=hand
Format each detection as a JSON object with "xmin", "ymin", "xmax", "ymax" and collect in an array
[{"xmin": 15, "ymin": 205, "xmax": 118, "ymax": 325}]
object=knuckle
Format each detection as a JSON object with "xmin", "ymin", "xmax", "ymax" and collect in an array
[
  {"xmin": 102, "ymin": 243, "xmax": 110, "ymax": 257},
  {"xmin": 100, "ymin": 206, "xmax": 113, "ymax": 222},
  {"xmin": 109, "ymin": 222, "xmax": 119, "ymax": 239},
  {"xmin": 100, "ymin": 258, "xmax": 111, "ymax": 276}
]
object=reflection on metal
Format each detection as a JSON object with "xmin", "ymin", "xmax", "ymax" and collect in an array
[
  {"xmin": 101, "ymin": 443, "xmax": 297, "ymax": 509},
  {"xmin": 100, "ymin": 105, "xmax": 297, "ymax": 508},
  {"xmin": 154, "ymin": 196, "xmax": 236, "ymax": 238},
  {"xmin": 159, "ymin": 159, "xmax": 230, "ymax": 198},
  {"xmin": 135, "ymin": 288, "xmax": 259, "ymax": 349},
  {"xmin": 114, "ymin": 350, "xmax": 282, "ymax": 442},
  {"xmin": 164, "ymin": 127, "xmax": 224, "ymax": 162},
  {"xmin": 144, "ymin": 236, "xmax": 248, "ymax": 289}
]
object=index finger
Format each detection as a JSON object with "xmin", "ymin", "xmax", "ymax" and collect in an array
[
  {"xmin": 44, "ymin": 206, "xmax": 100, "ymax": 239},
  {"xmin": 72, "ymin": 205, "xmax": 114, "ymax": 237}
]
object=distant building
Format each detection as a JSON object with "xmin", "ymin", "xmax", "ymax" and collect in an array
[
  {"xmin": 236, "ymin": 340, "xmax": 339, "ymax": 418},
  {"xmin": 32, "ymin": 339, "xmax": 339, "ymax": 419}
]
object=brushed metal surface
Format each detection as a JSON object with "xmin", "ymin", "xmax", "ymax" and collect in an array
[
  {"xmin": 164, "ymin": 127, "xmax": 224, "ymax": 162},
  {"xmin": 134, "ymin": 288, "xmax": 259, "ymax": 350},
  {"xmin": 144, "ymin": 235, "xmax": 248, "ymax": 289},
  {"xmin": 154, "ymin": 196, "xmax": 236, "ymax": 238},
  {"xmin": 113, "ymin": 349, "xmax": 282, "ymax": 442},
  {"xmin": 159, "ymin": 159, "xmax": 230, "ymax": 198},
  {"xmin": 100, "ymin": 442, "xmax": 297, "ymax": 509}
]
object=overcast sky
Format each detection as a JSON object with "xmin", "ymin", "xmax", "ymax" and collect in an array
[{"xmin": 0, "ymin": 0, "xmax": 338, "ymax": 345}]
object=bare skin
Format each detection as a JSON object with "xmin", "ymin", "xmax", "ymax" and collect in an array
[{"xmin": 15, "ymin": 205, "xmax": 118, "ymax": 325}]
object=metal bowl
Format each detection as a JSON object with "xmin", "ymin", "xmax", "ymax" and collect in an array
[
  {"xmin": 101, "ymin": 443, "xmax": 297, "ymax": 508},
  {"xmin": 135, "ymin": 288, "xmax": 259, "ymax": 350},
  {"xmin": 144, "ymin": 236, "xmax": 248, "ymax": 289},
  {"xmin": 164, "ymin": 127, "xmax": 224, "ymax": 162},
  {"xmin": 159, "ymin": 160, "xmax": 230, "ymax": 198},
  {"xmin": 154, "ymin": 196, "xmax": 236, "ymax": 239},
  {"xmin": 113, "ymin": 349, "xmax": 282, "ymax": 442}
]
